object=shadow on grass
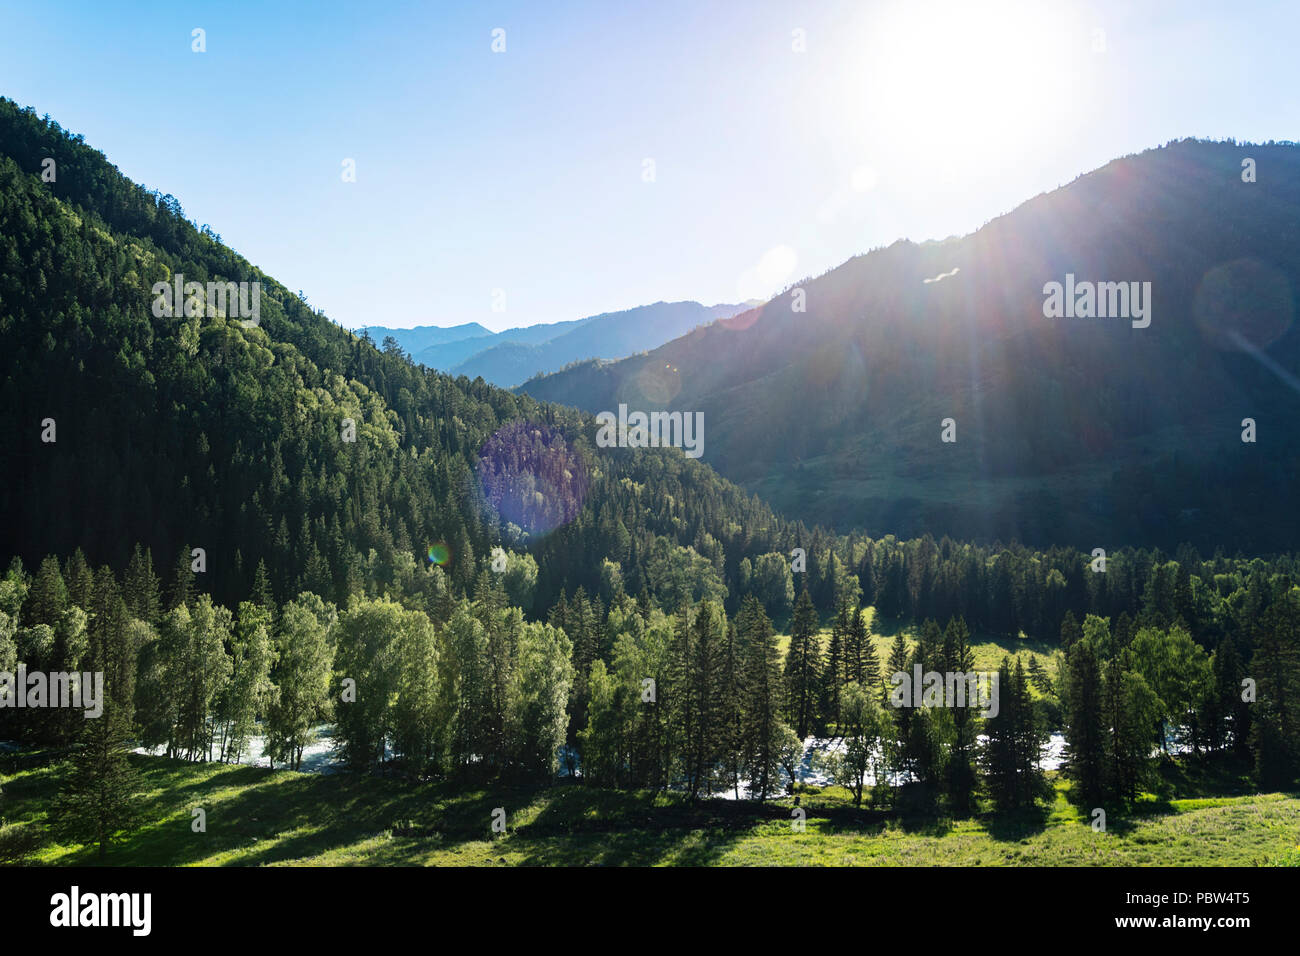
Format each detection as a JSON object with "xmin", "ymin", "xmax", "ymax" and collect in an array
[
  {"xmin": 982, "ymin": 803, "xmax": 1052, "ymax": 842},
  {"xmin": 510, "ymin": 788, "xmax": 766, "ymax": 866},
  {"xmin": 45, "ymin": 757, "xmax": 551, "ymax": 866}
]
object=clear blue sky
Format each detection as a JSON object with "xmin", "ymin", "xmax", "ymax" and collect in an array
[{"xmin": 3, "ymin": 0, "xmax": 1297, "ymax": 332}]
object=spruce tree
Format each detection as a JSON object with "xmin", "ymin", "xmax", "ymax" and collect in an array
[
  {"xmin": 738, "ymin": 596, "xmax": 783, "ymax": 799},
  {"xmin": 821, "ymin": 605, "xmax": 846, "ymax": 731},
  {"xmin": 1059, "ymin": 610, "xmax": 1082, "ymax": 652},
  {"xmin": 883, "ymin": 630, "xmax": 913, "ymax": 789},
  {"xmin": 1249, "ymin": 596, "xmax": 1300, "ymax": 788},
  {"xmin": 855, "ymin": 608, "xmax": 880, "ymax": 691},
  {"xmin": 982, "ymin": 657, "xmax": 1045, "ymax": 810},
  {"xmin": 169, "ymin": 545, "xmax": 193, "ymax": 610},
  {"xmin": 784, "ymin": 588, "xmax": 822, "ymax": 738},
  {"xmin": 685, "ymin": 601, "xmax": 725, "ymax": 798},
  {"xmin": 24, "ymin": 555, "xmax": 68, "ymax": 627},
  {"xmin": 63, "ymin": 549, "xmax": 94, "ymax": 612},
  {"xmin": 944, "ymin": 616, "xmax": 978, "ymax": 813},
  {"xmin": 1064, "ymin": 638, "xmax": 1106, "ymax": 807},
  {"xmin": 252, "ymin": 559, "xmax": 276, "ymax": 613},
  {"xmin": 54, "ymin": 570, "xmax": 141, "ymax": 859},
  {"xmin": 123, "ymin": 545, "xmax": 160, "ymax": 626}
]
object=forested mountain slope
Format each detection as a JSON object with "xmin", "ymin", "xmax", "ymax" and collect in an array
[
  {"xmin": 0, "ymin": 98, "xmax": 794, "ymax": 615},
  {"xmin": 522, "ymin": 140, "xmax": 1300, "ymax": 553}
]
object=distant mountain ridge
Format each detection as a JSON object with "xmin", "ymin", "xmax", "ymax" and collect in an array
[
  {"xmin": 415, "ymin": 316, "xmax": 597, "ymax": 372},
  {"xmin": 359, "ymin": 322, "xmax": 492, "ymax": 356},
  {"xmin": 459, "ymin": 300, "xmax": 755, "ymax": 388},
  {"xmin": 374, "ymin": 300, "xmax": 756, "ymax": 388}
]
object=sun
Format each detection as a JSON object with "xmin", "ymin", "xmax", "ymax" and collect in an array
[{"xmin": 843, "ymin": 0, "xmax": 1088, "ymax": 183}]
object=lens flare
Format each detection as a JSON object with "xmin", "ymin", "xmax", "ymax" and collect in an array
[
  {"xmin": 426, "ymin": 542, "xmax": 451, "ymax": 566},
  {"xmin": 475, "ymin": 420, "xmax": 589, "ymax": 540},
  {"xmin": 1193, "ymin": 258, "xmax": 1294, "ymax": 353}
]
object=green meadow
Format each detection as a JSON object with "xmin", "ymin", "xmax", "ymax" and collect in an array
[{"xmin": 3, "ymin": 752, "xmax": 1296, "ymax": 867}]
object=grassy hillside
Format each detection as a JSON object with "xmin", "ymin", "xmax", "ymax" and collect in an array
[
  {"xmin": 3, "ymin": 754, "xmax": 1294, "ymax": 866},
  {"xmin": 775, "ymin": 607, "xmax": 1060, "ymax": 683}
]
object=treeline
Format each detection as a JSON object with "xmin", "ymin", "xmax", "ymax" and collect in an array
[
  {"xmin": 774, "ymin": 533, "xmax": 1299, "ymax": 647},
  {"xmin": 0, "ymin": 550, "xmax": 570, "ymax": 780},
  {"xmin": 1057, "ymin": 595, "xmax": 1300, "ymax": 801},
  {"xmin": 3, "ymin": 541, "xmax": 1299, "ymax": 862},
  {"xmin": 0, "ymin": 547, "xmax": 577, "ymax": 857}
]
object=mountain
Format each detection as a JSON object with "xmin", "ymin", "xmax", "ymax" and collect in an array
[
  {"xmin": 522, "ymin": 139, "xmax": 1300, "ymax": 553},
  {"xmin": 398, "ymin": 301, "xmax": 756, "ymax": 388},
  {"xmin": 411, "ymin": 316, "xmax": 596, "ymax": 371},
  {"xmin": 349, "ymin": 318, "xmax": 605, "ymax": 373},
  {"xmin": 361, "ymin": 301, "xmax": 757, "ymax": 388},
  {"xmin": 453, "ymin": 300, "xmax": 756, "ymax": 388},
  {"xmin": 0, "ymin": 96, "xmax": 797, "ymax": 615},
  {"xmin": 359, "ymin": 322, "xmax": 492, "ymax": 356}
]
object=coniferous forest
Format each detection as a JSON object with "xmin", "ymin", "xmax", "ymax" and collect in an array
[{"xmin": 2, "ymin": 12, "xmax": 1300, "ymax": 936}]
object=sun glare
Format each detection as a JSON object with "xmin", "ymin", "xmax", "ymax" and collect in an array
[{"xmin": 847, "ymin": 0, "xmax": 1086, "ymax": 183}]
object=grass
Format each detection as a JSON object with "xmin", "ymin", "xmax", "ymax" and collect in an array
[
  {"xmin": 775, "ymin": 607, "xmax": 1060, "ymax": 685},
  {"xmin": 3, "ymin": 753, "xmax": 1296, "ymax": 867}
]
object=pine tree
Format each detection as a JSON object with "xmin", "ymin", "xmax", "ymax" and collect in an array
[
  {"xmin": 24, "ymin": 555, "xmax": 68, "ymax": 627},
  {"xmin": 784, "ymin": 588, "xmax": 821, "ymax": 738},
  {"xmin": 907, "ymin": 706, "xmax": 947, "ymax": 794},
  {"xmin": 1064, "ymin": 638, "xmax": 1106, "ymax": 807},
  {"xmin": 879, "ymin": 628, "xmax": 912, "ymax": 790},
  {"xmin": 1059, "ymin": 610, "xmax": 1082, "ymax": 652},
  {"xmin": 943, "ymin": 616, "xmax": 978, "ymax": 813},
  {"xmin": 684, "ymin": 601, "xmax": 725, "ymax": 798},
  {"xmin": 63, "ymin": 549, "xmax": 94, "ymax": 612},
  {"xmin": 855, "ymin": 607, "xmax": 880, "ymax": 690},
  {"xmin": 252, "ymin": 559, "xmax": 275, "ymax": 612},
  {"xmin": 53, "ymin": 704, "xmax": 141, "ymax": 860},
  {"xmin": 169, "ymin": 545, "xmax": 193, "ymax": 610},
  {"xmin": 843, "ymin": 601, "xmax": 863, "ymax": 684},
  {"xmin": 737, "ymin": 596, "xmax": 783, "ymax": 799},
  {"xmin": 54, "ymin": 569, "xmax": 141, "ymax": 859},
  {"xmin": 820, "ymin": 602, "xmax": 847, "ymax": 730},
  {"xmin": 981, "ymin": 657, "xmax": 1045, "ymax": 810},
  {"xmin": 123, "ymin": 545, "xmax": 160, "ymax": 626},
  {"xmin": 1009, "ymin": 657, "xmax": 1046, "ymax": 807},
  {"xmin": 664, "ymin": 601, "xmax": 694, "ymax": 790},
  {"xmin": 563, "ymin": 586, "xmax": 600, "ymax": 757},
  {"xmin": 719, "ymin": 619, "xmax": 745, "ymax": 797},
  {"xmin": 1249, "ymin": 595, "xmax": 1300, "ymax": 788},
  {"xmin": 916, "ymin": 618, "xmax": 945, "ymax": 673}
]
